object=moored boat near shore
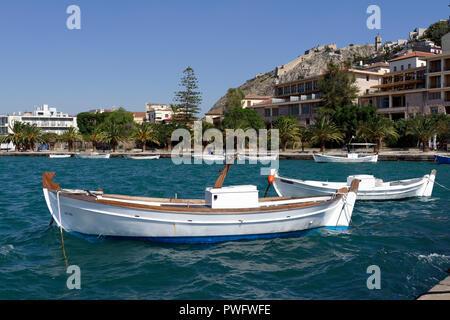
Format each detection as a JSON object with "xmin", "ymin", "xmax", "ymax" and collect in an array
[
  {"xmin": 435, "ymin": 155, "xmax": 450, "ymax": 164},
  {"xmin": 272, "ymin": 169, "xmax": 436, "ymax": 201},
  {"xmin": 125, "ymin": 155, "xmax": 160, "ymax": 160},
  {"xmin": 49, "ymin": 154, "xmax": 72, "ymax": 159},
  {"xmin": 75, "ymin": 153, "xmax": 110, "ymax": 159},
  {"xmin": 42, "ymin": 165, "xmax": 360, "ymax": 243},
  {"xmin": 313, "ymin": 153, "xmax": 378, "ymax": 163}
]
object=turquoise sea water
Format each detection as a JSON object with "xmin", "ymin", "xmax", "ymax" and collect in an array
[{"xmin": 0, "ymin": 156, "xmax": 448, "ymax": 299}]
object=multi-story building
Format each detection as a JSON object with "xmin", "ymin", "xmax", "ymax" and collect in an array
[
  {"xmin": 360, "ymin": 34, "xmax": 450, "ymax": 119},
  {"xmin": 146, "ymin": 103, "xmax": 173, "ymax": 124},
  {"xmin": 249, "ymin": 68, "xmax": 384, "ymax": 126},
  {"xmin": 6, "ymin": 104, "xmax": 77, "ymax": 135},
  {"xmin": 0, "ymin": 115, "xmax": 8, "ymax": 134}
]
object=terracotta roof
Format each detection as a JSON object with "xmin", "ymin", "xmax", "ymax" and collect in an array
[
  {"xmin": 130, "ymin": 112, "xmax": 147, "ymax": 118},
  {"xmin": 389, "ymin": 51, "xmax": 435, "ymax": 62},
  {"xmin": 205, "ymin": 108, "xmax": 223, "ymax": 115}
]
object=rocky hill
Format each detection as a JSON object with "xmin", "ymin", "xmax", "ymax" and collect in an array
[{"xmin": 208, "ymin": 43, "xmax": 379, "ymax": 113}]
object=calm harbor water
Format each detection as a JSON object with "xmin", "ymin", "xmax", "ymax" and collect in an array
[{"xmin": 0, "ymin": 156, "xmax": 448, "ymax": 299}]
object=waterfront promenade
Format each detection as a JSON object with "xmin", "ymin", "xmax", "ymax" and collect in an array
[{"xmin": 0, "ymin": 149, "xmax": 445, "ymax": 161}]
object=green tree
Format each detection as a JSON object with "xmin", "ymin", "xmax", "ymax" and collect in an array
[
  {"xmin": 86, "ymin": 127, "xmax": 103, "ymax": 152},
  {"xmin": 61, "ymin": 127, "xmax": 83, "ymax": 152},
  {"xmin": 2, "ymin": 121, "xmax": 26, "ymax": 151},
  {"xmin": 424, "ymin": 20, "xmax": 450, "ymax": 46},
  {"xmin": 317, "ymin": 61, "xmax": 359, "ymax": 116},
  {"xmin": 406, "ymin": 114, "xmax": 438, "ymax": 152},
  {"xmin": 332, "ymin": 104, "xmax": 377, "ymax": 142},
  {"xmin": 173, "ymin": 67, "xmax": 202, "ymax": 125},
  {"xmin": 22, "ymin": 124, "xmax": 44, "ymax": 151},
  {"xmin": 272, "ymin": 116, "xmax": 300, "ymax": 151},
  {"xmin": 100, "ymin": 121, "xmax": 128, "ymax": 152},
  {"xmin": 133, "ymin": 122, "xmax": 160, "ymax": 152},
  {"xmin": 76, "ymin": 112, "xmax": 108, "ymax": 135},
  {"xmin": 309, "ymin": 117, "xmax": 344, "ymax": 152},
  {"xmin": 356, "ymin": 115, "xmax": 399, "ymax": 153}
]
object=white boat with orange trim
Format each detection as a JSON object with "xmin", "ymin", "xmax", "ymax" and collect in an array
[{"xmin": 42, "ymin": 162, "xmax": 360, "ymax": 243}]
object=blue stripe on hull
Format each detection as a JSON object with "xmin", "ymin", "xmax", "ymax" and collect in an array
[
  {"xmin": 67, "ymin": 227, "xmax": 349, "ymax": 244},
  {"xmin": 435, "ymin": 155, "xmax": 450, "ymax": 164}
]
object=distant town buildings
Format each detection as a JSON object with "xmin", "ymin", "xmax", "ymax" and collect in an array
[
  {"xmin": 145, "ymin": 103, "xmax": 173, "ymax": 124},
  {"xmin": 248, "ymin": 68, "xmax": 384, "ymax": 126},
  {"xmin": 3, "ymin": 104, "xmax": 77, "ymax": 135}
]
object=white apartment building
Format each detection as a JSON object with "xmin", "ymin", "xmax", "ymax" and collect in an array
[
  {"xmin": 6, "ymin": 104, "xmax": 78, "ymax": 135},
  {"xmin": 145, "ymin": 103, "xmax": 173, "ymax": 123}
]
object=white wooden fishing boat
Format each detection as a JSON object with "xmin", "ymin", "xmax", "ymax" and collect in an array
[
  {"xmin": 125, "ymin": 155, "xmax": 160, "ymax": 160},
  {"xmin": 42, "ymin": 163, "xmax": 360, "ymax": 243},
  {"xmin": 238, "ymin": 154, "xmax": 278, "ymax": 161},
  {"xmin": 313, "ymin": 153, "xmax": 378, "ymax": 163},
  {"xmin": 75, "ymin": 153, "xmax": 110, "ymax": 159},
  {"xmin": 192, "ymin": 153, "xmax": 226, "ymax": 161},
  {"xmin": 49, "ymin": 154, "xmax": 72, "ymax": 159},
  {"xmin": 272, "ymin": 169, "xmax": 436, "ymax": 201}
]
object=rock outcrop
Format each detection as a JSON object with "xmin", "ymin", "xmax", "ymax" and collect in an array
[{"xmin": 208, "ymin": 43, "xmax": 378, "ymax": 113}]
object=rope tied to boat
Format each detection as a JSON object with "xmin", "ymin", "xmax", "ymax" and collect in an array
[
  {"xmin": 434, "ymin": 180, "xmax": 450, "ymax": 191},
  {"xmin": 56, "ymin": 191, "xmax": 69, "ymax": 267}
]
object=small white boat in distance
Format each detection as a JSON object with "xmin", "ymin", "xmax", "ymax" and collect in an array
[
  {"xmin": 238, "ymin": 154, "xmax": 278, "ymax": 161},
  {"xmin": 313, "ymin": 153, "xmax": 378, "ymax": 163},
  {"xmin": 126, "ymin": 155, "xmax": 160, "ymax": 160},
  {"xmin": 192, "ymin": 153, "xmax": 226, "ymax": 162},
  {"xmin": 75, "ymin": 153, "xmax": 110, "ymax": 159},
  {"xmin": 49, "ymin": 154, "xmax": 72, "ymax": 159},
  {"xmin": 272, "ymin": 169, "xmax": 436, "ymax": 201},
  {"xmin": 42, "ymin": 164, "xmax": 360, "ymax": 243}
]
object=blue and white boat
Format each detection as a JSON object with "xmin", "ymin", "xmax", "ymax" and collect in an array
[{"xmin": 435, "ymin": 154, "xmax": 450, "ymax": 164}]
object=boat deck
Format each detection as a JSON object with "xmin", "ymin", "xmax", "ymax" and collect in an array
[{"xmin": 417, "ymin": 275, "xmax": 450, "ymax": 300}]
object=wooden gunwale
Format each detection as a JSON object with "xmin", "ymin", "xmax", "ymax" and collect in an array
[{"xmin": 57, "ymin": 191, "xmax": 343, "ymax": 214}]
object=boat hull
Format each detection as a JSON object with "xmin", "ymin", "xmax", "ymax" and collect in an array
[
  {"xmin": 313, "ymin": 154, "xmax": 378, "ymax": 163},
  {"xmin": 273, "ymin": 171, "xmax": 436, "ymax": 201},
  {"xmin": 49, "ymin": 155, "xmax": 72, "ymax": 158},
  {"xmin": 126, "ymin": 155, "xmax": 160, "ymax": 160},
  {"xmin": 435, "ymin": 155, "xmax": 450, "ymax": 164},
  {"xmin": 43, "ymin": 189, "xmax": 356, "ymax": 243},
  {"xmin": 75, "ymin": 154, "xmax": 110, "ymax": 159}
]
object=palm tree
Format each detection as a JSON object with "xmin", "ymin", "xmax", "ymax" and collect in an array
[
  {"xmin": 87, "ymin": 127, "xmax": 102, "ymax": 152},
  {"xmin": 22, "ymin": 124, "xmax": 44, "ymax": 151},
  {"xmin": 406, "ymin": 114, "xmax": 437, "ymax": 152},
  {"xmin": 100, "ymin": 121, "xmax": 127, "ymax": 152},
  {"xmin": 297, "ymin": 125, "xmax": 311, "ymax": 152},
  {"xmin": 3, "ymin": 121, "xmax": 26, "ymax": 151},
  {"xmin": 272, "ymin": 116, "xmax": 300, "ymax": 152},
  {"xmin": 356, "ymin": 115, "xmax": 399, "ymax": 153},
  {"xmin": 309, "ymin": 117, "xmax": 344, "ymax": 152},
  {"xmin": 133, "ymin": 122, "xmax": 160, "ymax": 152},
  {"xmin": 61, "ymin": 127, "xmax": 83, "ymax": 152}
]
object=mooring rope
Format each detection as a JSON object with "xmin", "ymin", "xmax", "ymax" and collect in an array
[
  {"xmin": 434, "ymin": 180, "xmax": 450, "ymax": 192},
  {"xmin": 56, "ymin": 191, "xmax": 69, "ymax": 267}
]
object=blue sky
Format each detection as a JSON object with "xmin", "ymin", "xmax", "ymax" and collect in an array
[{"xmin": 0, "ymin": 0, "xmax": 448, "ymax": 116}]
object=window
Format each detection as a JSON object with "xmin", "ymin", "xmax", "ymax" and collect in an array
[
  {"xmin": 247, "ymin": 101, "xmax": 251, "ymax": 107},
  {"xmin": 301, "ymin": 104, "xmax": 311, "ymax": 115},
  {"xmin": 366, "ymin": 75, "xmax": 370, "ymax": 81},
  {"xmin": 430, "ymin": 107, "xmax": 438, "ymax": 114},
  {"xmin": 408, "ymin": 63, "xmax": 411, "ymax": 69},
  {"xmin": 401, "ymin": 65, "xmax": 404, "ymax": 71},
  {"xmin": 289, "ymin": 104, "xmax": 299, "ymax": 115},
  {"xmin": 394, "ymin": 66, "xmax": 397, "ymax": 72},
  {"xmin": 264, "ymin": 109, "xmax": 271, "ymax": 117},
  {"xmin": 428, "ymin": 92, "xmax": 441, "ymax": 100},
  {"xmin": 272, "ymin": 108, "xmax": 279, "ymax": 117},
  {"xmin": 298, "ymin": 83, "xmax": 305, "ymax": 93}
]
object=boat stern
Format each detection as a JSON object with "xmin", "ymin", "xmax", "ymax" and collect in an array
[{"xmin": 420, "ymin": 169, "xmax": 436, "ymax": 197}]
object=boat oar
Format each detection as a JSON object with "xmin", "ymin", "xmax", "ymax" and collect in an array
[{"xmin": 264, "ymin": 175, "xmax": 275, "ymax": 198}]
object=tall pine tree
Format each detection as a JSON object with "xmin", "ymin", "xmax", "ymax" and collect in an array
[{"xmin": 173, "ymin": 67, "xmax": 202, "ymax": 126}]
